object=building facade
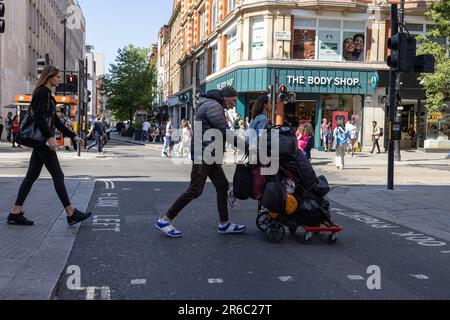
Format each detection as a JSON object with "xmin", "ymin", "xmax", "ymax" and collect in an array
[
  {"xmin": 158, "ymin": 0, "xmax": 449, "ymax": 151},
  {"xmin": 0, "ymin": 0, "xmax": 86, "ymax": 139},
  {"xmin": 85, "ymin": 47, "xmax": 106, "ymax": 117}
]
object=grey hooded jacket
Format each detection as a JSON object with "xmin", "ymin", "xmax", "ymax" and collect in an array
[{"xmin": 191, "ymin": 90, "xmax": 229, "ymax": 162}]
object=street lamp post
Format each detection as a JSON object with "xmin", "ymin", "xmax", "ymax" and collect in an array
[{"xmin": 61, "ymin": 15, "xmax": 67, "ymax": 96}]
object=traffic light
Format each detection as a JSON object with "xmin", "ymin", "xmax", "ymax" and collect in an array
[
  {"xmin": 387, "ymin": 33, "xmax": 404, "ymax": 71},
  {"xmin": 278, "ymin": 85, "xmax": 288, "ymax": 101},
  {"xmin": 66, "ymin": 74, "xmax": 78, "ymax": 93},
  {"xmin": 85, "ymin": 89, "xmax": 91, "ymax": 103},
  {"xmin": 36, "ymin": 58, "xmax": 47, "ymax": 77},
  {"xmin": 414, "ymin": 54, "xmax": 435, "ymax": 73},
  {"xmin": 387, "ymin": 32, "xmax": 416, "ymax": 73},
  {"xmin": 0, "ymin": 0, "xmax": 5, "ymax": 34}
]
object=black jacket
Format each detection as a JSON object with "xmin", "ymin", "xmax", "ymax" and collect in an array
[
  {"xmin": 31, "ymin": 86, "xmax": 76, "ymax": 140},
  {"xmin": 191, "ymin": 90, "xmax": 229, "ymax": 162}
]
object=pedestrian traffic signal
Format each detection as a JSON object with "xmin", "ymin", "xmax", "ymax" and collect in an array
[
  {"xmin": 36, "ymin": 58, "xmax": 47, "ymax": 76},
  {"xmin": 66, "ymin": 74, "xmax": 78, "ymax": 93},
  {"xmin": 278, "ymin": 85, "xmax": 288, "ymax": 101},
  {"xmin": 0, "ymin": 0, "xmax": 5, "ymax": 34}
]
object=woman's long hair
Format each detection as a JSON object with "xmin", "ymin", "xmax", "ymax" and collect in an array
[
  {"xmin": 33, "ymin": 66, "xmax": 60, "ymax": 97},
  {"xmin": 251, "ymin": 95, "xmax": 269, "ymax": 120}
]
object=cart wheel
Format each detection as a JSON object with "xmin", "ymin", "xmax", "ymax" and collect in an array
[
  {"xmin": 265, "ymin": 222, "xmax": 286, "ymax": 243},
  {"xmin": 304, "ymin": 232, "xmax": 314, "ymax": 242},
  {"xmin": 328, "ymin": 232, "xmax": 338, "ymax": 244},
  {"xmin": 256, "ymin": 211, "xmax": 271, "ymax": 232}
]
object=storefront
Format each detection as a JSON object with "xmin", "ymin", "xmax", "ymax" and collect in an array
[{"xmin": 205, "ymin": 67, "xmax": 379, "ymax": 150}]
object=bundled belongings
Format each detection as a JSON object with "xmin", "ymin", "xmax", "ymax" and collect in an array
[{"xmin": 257, "ymin": 125, "xmax": 342, "ymax": 244}]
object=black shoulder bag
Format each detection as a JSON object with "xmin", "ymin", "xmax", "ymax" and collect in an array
[{"xmin": 16, "ymin": 93, "xmax": 53, "ymax": 148}]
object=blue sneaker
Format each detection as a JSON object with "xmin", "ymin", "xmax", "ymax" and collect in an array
[
  {"xmin": 155, "ymin": 219, "xmax": 182, "ymax": 238},
  {"xmin": 218, "ymin": 223, "xmax": 246, "ymax": 234}
]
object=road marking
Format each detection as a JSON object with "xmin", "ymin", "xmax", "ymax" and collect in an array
[
  {"xmin": 154, "ymin": 189, "xmax": 161, "ymax": 191},
  {"xmin": 122, "ymin": 188, "xmax": 131, "ymax": 191},
  {"xmin": 278, "ymin": 276, "xmax": 295, "ymax": 282},
  {"xmin": 348, "ymin": 275, "xmax": 365, "ymax": 281},
  {"xmin": 98, "ymin": 179, "xmax": 115, "ymax": 190},
  {"xmin": 131, "ymin": 279, "xmax": 147, "ymax": 285},
  {"xmin": 441, "ymin": 251, "xmax": 450, "ymax": 254},
  {"xmin": 208, "ymin": 279, "xmax": 224, "ymax": 284},
  {"xmin": 410, "ymin": 274, "xmax": 429, "ymax": 280}
]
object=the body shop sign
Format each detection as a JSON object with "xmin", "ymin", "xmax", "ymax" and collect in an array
[{"xmin": 287, "ymin": 75, "xmax": 361, "ymax": 88}]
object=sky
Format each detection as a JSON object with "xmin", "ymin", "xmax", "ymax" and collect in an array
[{"xmin": 78, "ymin": 0, "xmax": 173, "ymax": 73}]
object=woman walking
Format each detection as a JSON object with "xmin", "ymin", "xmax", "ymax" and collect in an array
[
  {"xmin": 7, "ymin": 66, "xmax": 92, "ymax": 226},
  {"xmin": 333, "ymin": 120, "xmax": 350, "ymax": 170}
]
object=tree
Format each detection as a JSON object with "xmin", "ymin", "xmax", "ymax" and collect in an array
[
  {"xmin": 100, "ymin": 45, "xmax": 155, "ymax": 125},
  {"xmin": 416, "ymin": 0, "xmax": 450, "ymax": 112}
]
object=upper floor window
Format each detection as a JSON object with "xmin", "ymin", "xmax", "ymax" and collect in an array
[
  {"xmin": 251, "ymin": 17, "xmax": 265, "ymax": 60},
  {"xmin": 293, "ymin": 17, "xmax": 367, "ymax": 62},
  {"xmin": 211, "ymin": 44, "xmax": 219, "ymax": 73},
  {"xmin": 200, "ymin": 10, "xmax": 206, "ymax": 40},
  {"xmin": 198, "ymin": 53, "xmax": 206, "ymax": 80},
  {"xmin": 212, "ymin": 0, "xmax": 219, "ymax": 29},
  {"xmin": 228, "ymin": 0, "xmax": 236, "ymax": 13},
  {"xmin": 227, "ymin": 29, "xmax": 239, "ymax": 65},
  {"xmin": 405, "ymin": 23, "xmax": 446, "ymax": 45}
]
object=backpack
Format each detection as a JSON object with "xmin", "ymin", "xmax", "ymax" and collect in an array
[{"xmin": 379, "ymin": 128, "xmax": 384, "ymax": 137}]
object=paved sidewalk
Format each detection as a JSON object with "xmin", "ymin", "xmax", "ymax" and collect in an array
[
  {"xmin": 328, "ymin": 185, "xmax": 450, "ymax": 243},
  {"xmin": 0, "ymin": 177, "xmax": 95, "ymax": 300}
]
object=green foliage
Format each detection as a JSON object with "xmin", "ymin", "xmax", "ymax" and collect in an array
[
  {"xmin": 416, "ymin": 0, "xmax": 450, "ymax": 112},
  {"xmin": 100, "ymin": 45, "xmax": 156, "ymax": 123}
]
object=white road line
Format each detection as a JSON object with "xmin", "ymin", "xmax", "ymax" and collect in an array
[
  {"xmin": 278, "ymin": 276, "xmax": 295, "ymax": 282},
  {"xmin": 348, "ymin": 275, "xmax": 365, "ymax": 281},
  {"xmin": 131, "ymin": 279, "xmax": 147, "ymax": 285},
  {"xmin": 410, "ymin": 274, "xmax": 430, "ymax": 280},
  {"xmin": 85, "ymin": 287, "xmax": 97, "ymax": 300},
  {"xmin": 441, "ymin": 251, "xmax": 450, "ymax": 254},
  {"xmin": 154, "ymin": 189, "xmax": 161, "ymax": 191},
  {"xmin": 123, "ymin": 188, "xmax": 131, "ymax": 191},
  {"xmin": 98, "ymin": 179, "xmax": 115, "ymax": 190},
  {"xmin": 208, "ymin": 279, "xmax": 224, "ymax": 284}
]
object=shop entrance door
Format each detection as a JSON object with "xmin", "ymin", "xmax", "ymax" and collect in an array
[{"xmin": 291, "ymin": 101, "xmax": 316, "ymax": 128}]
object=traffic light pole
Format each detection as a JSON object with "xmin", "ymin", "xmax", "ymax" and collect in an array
[
  {"xmin": 388, "ymin": 4, "xmax": 399, "ymax": 190},
  {"xmin": 271, "ymin": 69, "xmax": 278, "ymax": 125}
]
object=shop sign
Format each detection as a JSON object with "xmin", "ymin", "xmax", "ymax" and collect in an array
[
  {"xmin": 287, "ymin": 75, "xmax": 361, "ymax": 87},
  {"xmin": 217, "ymin": 79, "xmax": 234, "ymax": 90}
]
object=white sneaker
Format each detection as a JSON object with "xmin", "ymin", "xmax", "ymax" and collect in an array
[{"xmin": 218, "ymin": 223, "xmax": 246, "ymax": 234}]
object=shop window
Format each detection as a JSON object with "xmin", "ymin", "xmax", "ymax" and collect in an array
[
  {"xmin": 293, "ymin": 29, "xmax": 316, "ymax": 60},
  {"xmin": 293, "ymin": 17, "xmax": 366, "ymax": 62}
]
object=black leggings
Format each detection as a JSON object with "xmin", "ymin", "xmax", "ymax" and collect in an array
[{"xmin": 15, "ymin": 147, "xmax": 71, "ymax": 208}]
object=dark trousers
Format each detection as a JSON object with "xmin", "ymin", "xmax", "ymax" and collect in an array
[
  {"xmin": 15, "ymin": 146, "xmax": 71, "ymax": 208},
  {"xmin": 88, "ymin": 134, "xmax": 103, "ymax": 152},
  {"xmin": 0, "ymin": 124, "xmax": 3, "ymax": 141},
  {"xmin": 166, "ymin": 163, "xmax": 229, "ymax": 222},
  {"xmin": 371, "ymin": 139, "xmax": 381, "ymax": 153}
]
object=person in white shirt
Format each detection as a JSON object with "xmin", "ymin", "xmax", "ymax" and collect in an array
[
  {"xmin": 346, "ymin": 119, "xmax": 359, "ymax": 157},
  {"xmin": 162, "ymin": 118, "xmax": 174, "ymax": 158},
  {"xmin": 142, "ymin": 119, "xmax": 151, "ymax": 142}
]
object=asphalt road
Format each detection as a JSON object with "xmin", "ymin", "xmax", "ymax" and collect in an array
[{"xmin": 53, "ymin": 179, "xmax": 450, "ymax": 300}]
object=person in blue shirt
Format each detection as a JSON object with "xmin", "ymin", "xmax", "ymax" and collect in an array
[{"xmin": 333, "ymin": 120, "xmax": 350, "ymax": 170}]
